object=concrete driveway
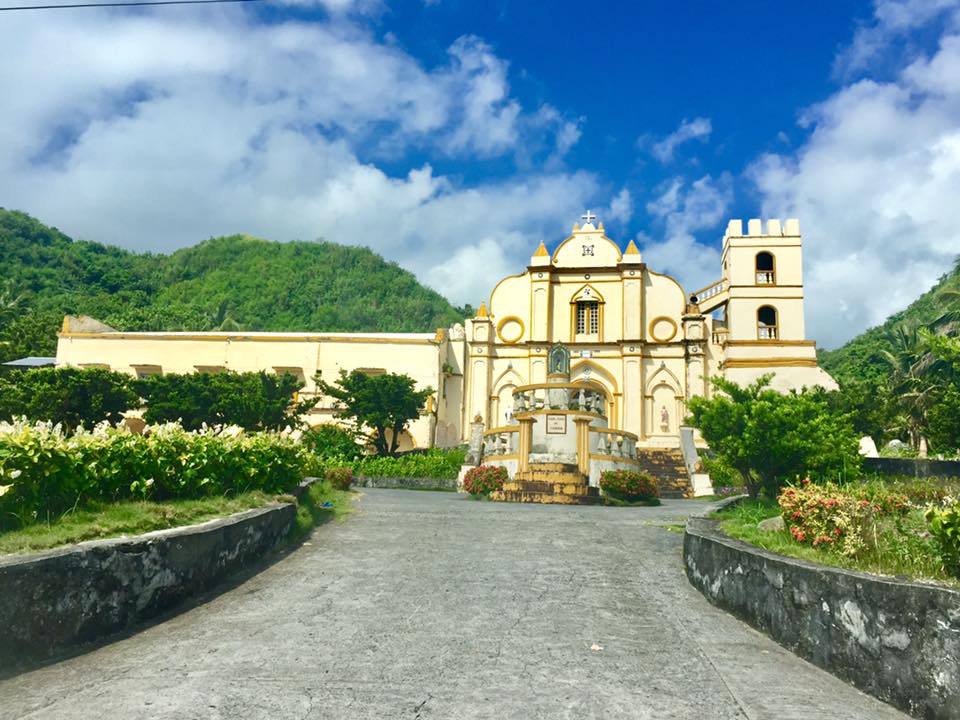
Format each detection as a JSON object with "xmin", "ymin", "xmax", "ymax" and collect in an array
[{"xmin": 0, "ymin": 489, "xmax": 907, "ymax": 719}]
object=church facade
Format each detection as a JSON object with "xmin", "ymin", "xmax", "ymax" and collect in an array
[{"xmin": 55, "ymin": 215, "xmax": 837, "ymax": 450}]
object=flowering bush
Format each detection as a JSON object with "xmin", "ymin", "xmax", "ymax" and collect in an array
[
  {"xmin": 778, "ymin": 479, "xmax": 909, "ymax": 557},
  {"xmin": 926, "ymin": 499, "xmax": 960, "ymax": 577},
  {"xmin": 462, "ymin": 465, "xmax": 507, "ymax": 495},
  {"xmin": 324, "ymin": 466, "xmax": 354, "ymax": 491},
  {"xmin": 0, "ymin": 419, "xmax": 308, "ymax": 531},
  {"xmin": 600, "ymin": 470, "xmax": 659, "ymax": 501}
]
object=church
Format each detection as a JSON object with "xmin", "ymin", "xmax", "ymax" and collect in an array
[{"xmin": 55, "ymin": 214, "xmax": 837, "ymax": 458}]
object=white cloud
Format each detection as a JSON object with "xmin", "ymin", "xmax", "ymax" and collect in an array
[
  {"xmin": 0, "ymin": 10, "xmax": 592, "ymax": 309},
  {"xmin": 835, "ymin": 0, "xmax": 960, "ymax": 78},
  {"xmin": 649, "ymin": 117, "xmax": 712, "ymax": 163},
  {"xmin": 639, "ymin": 175, "xmax": 732, "ymax": 293},
  {"xmin": 752, "ymin": 23, "xmax": 960, "ymax": 348},
  {"xmin": 604, "ymin": 188, "xmax": 633, "ymax": 224}
]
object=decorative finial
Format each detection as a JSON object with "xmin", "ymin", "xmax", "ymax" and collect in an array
[
  {"xmin": 581, "ymin": 210, "xmax": 597, "ymax": 224},
  {"xmin": 533, "ymin": 240, "xmax": 549, "ymax": 257},
  {"xmin": 477, "ymin": 301, "xmax": 488, "ymax": 318},
  {"xmin": 624, "ymin": 239, "xmax": 641, "ymax": 255}
]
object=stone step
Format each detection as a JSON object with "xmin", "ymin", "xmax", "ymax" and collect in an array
[
  {"xmin": 491, "ymin": 490, "xmax": 601, "ymax": 505},
  {"xmin": 634, "ymin": 449, "xmax": 692, "ymax": 499},
  {"xmin": 526, "ymin": 462, "xmax": 580, "ymax": 473},
  {"xmin": 503, "ymin": 481, "xmax": 598, "ymax": 497},
  {"xmin": 514, "ymin": 470, "xmax": 585, "ymax": 483}
]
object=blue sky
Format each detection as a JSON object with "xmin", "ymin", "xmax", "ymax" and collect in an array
[{"xmin": 2, "ymin": 0, "xmax": 960, "ymax": 347}]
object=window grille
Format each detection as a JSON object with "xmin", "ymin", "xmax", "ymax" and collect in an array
[{"xmin": 576, "ymin": 301, "xmax": 599, "ymax": 335}]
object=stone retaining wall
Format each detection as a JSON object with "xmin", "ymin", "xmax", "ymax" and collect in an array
[
  {"xmin": 862, "ymin": 456, "xmax": 960, "ymax": 478},
  {"xmin": 0, "ymin": 502, "xmax": 296, "ymax": 673},
  {"xmin": 352, "ymin": 475, "xmax": 457, "ymax": 491},
  {"xmin": 684, "ymin": 515, "xmax": 960, "ymax": 719}
]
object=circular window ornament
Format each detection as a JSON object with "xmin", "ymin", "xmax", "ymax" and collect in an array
[
  {"xmin": 537, "ymin": 272, "xmax": 544, "ymax": 279},
  {"xmin": 649, "ymin": 316, "xmax": 679, "ymax": 343},
  {"xmin": 496, "ymin": 316, "xmax": 525, "ymax": 344},
  {"xmin": 584, "ymin": 274, "xmax": 591, "ymax": 280},
  {"xmin": 629, "ymin": 270, "xmax": 636, "ymax": 276}
]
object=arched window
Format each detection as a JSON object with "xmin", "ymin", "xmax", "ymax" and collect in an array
[
  {"xmin": 757, "ymin": 306, "xmax": 778, "ymax": 340},
  {"xmin": 756, "ymin": 251, "xmax": 775, "ymax": 284},
  {"xmin": 576, "ymin": 301, "xmax": 599, "ymax": 336}
]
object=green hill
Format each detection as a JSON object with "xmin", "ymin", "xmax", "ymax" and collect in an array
[
  {"xmin": 0, "ymin": 209, "xmax": 468, "ymax": 362},
  {"xmin": 819, "ymin": 260, "xmax": 960, "ymax": 386}
]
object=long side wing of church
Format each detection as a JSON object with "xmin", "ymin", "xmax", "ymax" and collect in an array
[{"xmin": 55, "ymin": 215, "xmax": 837, "ymax": 451}]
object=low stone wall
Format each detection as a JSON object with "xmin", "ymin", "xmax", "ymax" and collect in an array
[
  {"xmin": 0, "ymin": 502, "xmax": 296, "ymax": 673},
  {"xmin": 352, "ymin": 475, "xmax": 457, "ymax": 491},
  {"xmin": 684, "ymin": 515, "xmax": 960, "ymax": 719},
  {"xmin": 863, "ymin": 456, "xmax": 960, "ymax": 478}
]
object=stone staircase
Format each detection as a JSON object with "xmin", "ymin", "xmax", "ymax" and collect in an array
[
  {"xmin": 491, "ymin": 463, "xmax": 601, "ymax": 505},
  {"xmin": 635, "ymin": 448, "xmax": 692, "ymax": 499}
]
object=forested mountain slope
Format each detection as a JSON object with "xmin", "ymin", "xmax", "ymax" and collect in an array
[
  {"xmin": 0, "ymin": 209, "xmax": 467, "ymax": 361},
  {"xmin": 819, "ymin": 260, "xmax": 960, "ymax": 386}
]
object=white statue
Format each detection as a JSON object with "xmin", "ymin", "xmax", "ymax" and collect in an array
[{"xmin": 660, "ymin": 405, "xmax": 670, "ymax": 431}]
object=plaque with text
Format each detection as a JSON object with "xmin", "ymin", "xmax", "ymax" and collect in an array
[{"xmin": 546, "ymin": 414, "xmax": 567, "ymax": 434}]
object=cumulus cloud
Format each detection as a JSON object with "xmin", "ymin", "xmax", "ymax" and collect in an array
[
  {"xmin": 649, "ymin": 117, "xmax": 712, "ymax": 163},
  {"xmin": 752, "ymin": 18, "xmax": 960, "ymax": 348},
  {"xmin": 834, "ymin": 0, "xmax": 960, "ymax": 78},
  {"xmin": 0, "ymin": 10, "xmax": 590, "ymax": 308},
  {"xmin": 639, "ymin": 175, "xmax": 732, "ymax": 293}
]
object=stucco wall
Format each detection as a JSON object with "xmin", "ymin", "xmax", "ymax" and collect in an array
[
  {"xmin": 0, "ymin": 502, "xmax": 296, "ymax": 673},
  {"xmin": 684, "ymin": 513, "xmax": 960, "ymax": 719}
]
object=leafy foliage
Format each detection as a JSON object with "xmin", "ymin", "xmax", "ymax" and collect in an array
[
  {"xmin": 316, "ymin": 369, "xmax": 432, "ymax": 456},
  {"xmin": 0, "ymin": 420, "xmax": 308, "ymax": 531},
  {"xmin": 778, "ymin": 479, "xmax": 909, "ymax": 555},
  {"xmin": 462, "ymin": 465, "xmax": 507, "ymax": 495},
  {"xmin": 0, "ymin": 208, "xmax": 467, "ymax": 362},
  {"xmin": 687, "ymin": 375, "xmax": 861, "ymax": 499},
  {"xmin": 599, "ymin": 469, "xmax": 659, "ymax": 501},
  {"xmin": 324, "ymin": 466, "xmax": 354, "ymax": 491},
  {"xmin": 353, "ymin": 447, "xmax": 465, "ymax": 479},
  {"xmin": 136, "ymin": 371, "xmax": 312, "ymax": 431},
  {"xmin": 926, "ymin": 500, "xmax": 960, "ymax": 578},
  {"xmin": 303, "ymin": 424, "xmax": 364, "ymax": 460},
  {"xmin": 0, "ymin": 368, "xmax": 137, "ymax": 430}
]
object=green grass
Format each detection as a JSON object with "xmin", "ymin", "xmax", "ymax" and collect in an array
[
  {"xmin": 0, "ymin": 480, "xmax": 355, "ymax": 555},
  {"xmin": 715, "ymin": 498, "xmax": 958, "ymax": 589},
  {"xmin": 289, "ymin": 480, "xmax": 354, "ymax": 542}
]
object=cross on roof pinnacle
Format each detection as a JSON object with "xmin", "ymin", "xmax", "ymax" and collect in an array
[{"xmin": 581, "ymin": 210, "xmax": 597, "ymax": 224}]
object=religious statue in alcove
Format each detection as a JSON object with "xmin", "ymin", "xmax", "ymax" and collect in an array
[
  {"xmin": 547, "ymin": 343, "xmax": 570, "ymax": 377},
  {"xmin": 660, "ymin": 405, "xmax": 670, "ymax": 431}
]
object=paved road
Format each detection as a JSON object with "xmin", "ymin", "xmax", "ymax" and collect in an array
[{"xmin": 0, "ymin": 489, "xmax": 907, "ymax": 720}]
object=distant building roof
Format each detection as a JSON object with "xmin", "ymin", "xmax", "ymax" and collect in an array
[{"xmin": 1, "ymin": 356, "xmax": 57, "ymax": 368}]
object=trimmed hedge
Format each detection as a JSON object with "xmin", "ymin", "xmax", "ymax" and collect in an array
[{"xmin": 0, "ymin": 420, "xmax": 307, "ymax": 531}]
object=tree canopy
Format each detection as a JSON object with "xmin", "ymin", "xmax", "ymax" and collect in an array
[
  {"xmin": 687, "ymin": 376, "xmax": 861, "ymax": 499},
  {"xmin": 316, "ymin": 370, "xmax": 432, "ymax": 456}
]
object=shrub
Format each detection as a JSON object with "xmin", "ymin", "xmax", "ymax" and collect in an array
[
  {"xmin": 926, "ymin": 500, "xmax": 960, "ymax": 577},
  {"xmin": 778, "ymin": 480, "xmax": 909, "ymax": 557},
  {"xmin": 304, "ymin": 424, "xmax": 364, "ymax": 460},
  {"xmin": 136, "ymin": 371, "xmax": 312, "ymax": 431},
  {"xmin": 0, "ymin": 367, "xmax": 137, "ymax": 430},
  {"xmin": 600, "ymin": 469, "xmax": 659, "ymax": 501},
  {"xmin": 0, "ymin": 419, "xmax": 308, "ymax": 531},
  {"xmin": 324, "ymin": 466, "xmax": 354, "ymax": 491},
  {"xmin": 687, "ymin": 375, "xmax": 861, "ymax": 499},
  {"xmin": 354, "ymin": 447, "xmax": 465, "ymax": 480},
  {"xmin": 462, "ymin": 465, "xmax": 507, "ymax": 495}
]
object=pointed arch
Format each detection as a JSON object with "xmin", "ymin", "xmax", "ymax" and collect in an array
[{"xmin": 644, "ymin": 362, "xmax": 682, "ymax": 396}]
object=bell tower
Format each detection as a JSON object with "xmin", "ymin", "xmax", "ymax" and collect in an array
[{"xmin": 720, "ymin": 218, "xmax": 806, "ymax": 343}]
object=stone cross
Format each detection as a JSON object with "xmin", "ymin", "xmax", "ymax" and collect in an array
[{"xmin": 581, "ymin": 210, "xmax": 597, "ymax": 224}]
